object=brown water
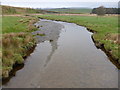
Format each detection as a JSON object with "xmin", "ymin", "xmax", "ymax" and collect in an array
[{"xmin": 3, "ymin": 20, "xmax": 118, "ymax": 88}]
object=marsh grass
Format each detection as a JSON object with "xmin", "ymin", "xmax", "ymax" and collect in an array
[
  {"xmin": 2, "ymin": 16, "xmax": 38, "ymax": 78},
  {"xmin": 2, "ymin": 33, "xmax": 36, "ymax": 77}
]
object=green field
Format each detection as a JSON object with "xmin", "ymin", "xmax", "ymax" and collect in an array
[
  {"xmin": 3, "ymin": 16, "xmax": 28, "ymax": 33},
  {"xmin": 45, "ymin": 8, "xmax": 92, "ymax": 14},
  {"xmin": 2, "ymin": 16, "xmax": 38, "ymax": 33},
  {"xmin": 38, "ymin": 15, "xmax": 120, "ymax": 67},
  {"xmin": 2, "ymin": 16, "xmax": 38, "ymax": 78}
]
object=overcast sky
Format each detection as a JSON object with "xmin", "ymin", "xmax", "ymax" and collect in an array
[{"xmin": 1, "ymin": 0, "xmax": 119, "ymax": 8}]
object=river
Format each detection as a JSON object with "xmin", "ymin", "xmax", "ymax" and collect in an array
[{"xmin": 3, "ymin": 19, "xmax": 118, "ymax": 88}]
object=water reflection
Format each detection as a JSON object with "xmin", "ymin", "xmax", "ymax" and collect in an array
[
  {"xmin": 33, "ymin": 20, "xmax": 63, "ymax": 67},
  {"xmin": 44, "ymin": 39, "xmax": 58, "ymax": 67}
]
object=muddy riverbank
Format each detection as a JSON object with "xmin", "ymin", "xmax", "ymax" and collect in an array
[{"xmin": 3, "ymin": 19, "xmax": 118, "ymax": 88}]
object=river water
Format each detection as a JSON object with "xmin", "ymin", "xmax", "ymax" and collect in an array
[{"xmin": 3, "ymin": 19, "xmax": 118, "ymax": 88}]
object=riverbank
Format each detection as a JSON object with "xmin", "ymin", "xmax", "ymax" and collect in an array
[
  {"xmin": 2, "ymin": 15, "xmax": 39, "ymax": 78},
  {"xmin": 37, "ymin": 15, "xmax": 120, "ymax": 69},
  {"xmin": 3, "ymin": 19, "xmax": 118, "ymax": 88}
]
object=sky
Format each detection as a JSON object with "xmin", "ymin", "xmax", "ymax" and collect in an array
[{"xmin": 1, "ymin": 0, "xmax": 119, "ymax": 8}]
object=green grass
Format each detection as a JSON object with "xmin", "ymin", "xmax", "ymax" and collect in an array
[
  {"xmin": 2, "ymin": 16, "xmax": 38, "ymax": 78},
  {"xmin": 3, "ymin": 16, "xmax": 38, "ymax": 33},
  {"xmin": 38, "ymin": 15, "xmax": 119, "ymax": 66},
  {"xmin": 45, "ymin": 8, "xmax": 92, "ymax": 14},
  {"xmin": 3, "ymin": 16, "xmax": 27, "ymax": 33}
]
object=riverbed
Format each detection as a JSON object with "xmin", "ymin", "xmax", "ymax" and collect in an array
[{"xmin": 3, "ymin": 19, "xmax": 118, "ymax": 88}]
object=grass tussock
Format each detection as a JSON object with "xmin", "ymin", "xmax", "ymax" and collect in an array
[
  {"xmin": 2, "ymin": 33, "xmax": 36, "ymax": 78},
  {"xmin": 105, "ymin": 33, "xmax": 120, "ymax": 44},
  {"xmin": 2, "ymin": 16, "xmax": 38, "ymax": 78},
  {"xmin": 19, "ymin": 17, "xmax": 38, "ymax": 32}
]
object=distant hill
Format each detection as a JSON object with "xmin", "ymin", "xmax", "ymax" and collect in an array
[
  {"xmin": 2, "ymin": 5, "xmax": 59, "ymax": 15},
  {"xmin": 2, "ymin": 5, "xmax": 92, "ymax": 15},
  {"xmin": 2, "ymin": 5, "xmax": 40, "ymax": 14},
  {"xmin": 44, "ymin": 8, "xmax": 92, "ymax": 14}
]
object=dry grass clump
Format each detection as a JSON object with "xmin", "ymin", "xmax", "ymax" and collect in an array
[
  {"xmin": 3, "ymin": 32, "xmax": 26, "ymax": 38},
  {"xmin": 2, "ymin": 32, "xmax": 36, "ymax": 78},
  {"xmin": 105, "ymin": 33, "xmax": 120, "ymax": 44},
  {"xmin": 19, "ymin": 17, "xmax": 38, "ymax": 32},
  {"xmin": 3, "ymin": 33, "xmax": 27, "ymax": 48},
  {"xmin": 0, "ymin": 51, "xmax": 2, "ymax": 58},
  {"xmin": 2, "ymin": 16, "xmax": 39, "ymax": 78},
  {"xmin": 23, "ymin": 35, "xmax": 33, "ymax": 44},
  {"xmin": 27, "ymin": 18, "xmax": 38, "ymax": 31}
]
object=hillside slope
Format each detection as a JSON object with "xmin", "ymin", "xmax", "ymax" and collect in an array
[
  {"xmin": 2, "ymin": 5, "xmax": 60, "ymax": 15},
  {"xmin": 45, "ymin": 8, "xmax": 92, "ymax": 14},
  {"xmin": 2, "ymin": 5, "xmax": 42, "ymax": 15}
]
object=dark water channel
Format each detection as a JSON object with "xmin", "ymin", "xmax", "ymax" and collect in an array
[{"xmin": 3, "ymin": 19, "xmax": 118, "ymax": 88}]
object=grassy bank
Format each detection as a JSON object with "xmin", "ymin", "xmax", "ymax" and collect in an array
[
  {"xmin": 2, "ymin": 16, "xmax": 38, "ymax": 78},
  {"xmin": 38, "ymin": 15, "xmax": 120, "ymax": 68}
]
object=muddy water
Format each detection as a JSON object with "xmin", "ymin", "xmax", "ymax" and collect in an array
[{"xmin": 3, "ymin": 20, "xmax": 118, "ymax": 88}]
